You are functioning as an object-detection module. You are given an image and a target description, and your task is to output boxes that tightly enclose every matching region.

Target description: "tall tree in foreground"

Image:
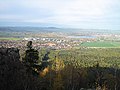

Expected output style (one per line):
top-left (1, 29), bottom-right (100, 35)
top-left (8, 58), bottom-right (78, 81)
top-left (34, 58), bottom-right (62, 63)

top-left (23, 41), bottom-right (39, 75)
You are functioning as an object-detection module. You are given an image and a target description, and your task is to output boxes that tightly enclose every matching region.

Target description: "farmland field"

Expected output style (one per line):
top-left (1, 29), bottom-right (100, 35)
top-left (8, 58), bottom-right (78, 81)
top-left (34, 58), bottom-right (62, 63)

top-left (0, 37), bottom-right (21, 40)
top-left (80, 41), bottom-right (120, 48)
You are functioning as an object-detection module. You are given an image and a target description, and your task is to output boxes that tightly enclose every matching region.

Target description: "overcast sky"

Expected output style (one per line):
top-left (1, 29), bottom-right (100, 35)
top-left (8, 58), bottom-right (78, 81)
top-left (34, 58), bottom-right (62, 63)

top-left (0, 0), bottom-right (120, 30)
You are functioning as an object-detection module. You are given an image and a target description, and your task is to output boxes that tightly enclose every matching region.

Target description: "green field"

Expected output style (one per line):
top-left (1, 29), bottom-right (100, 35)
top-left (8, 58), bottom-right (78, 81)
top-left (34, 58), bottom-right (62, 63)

top-left (81, 41), bottom-right (120, 48)
top-left (0, 37), bottom-right (21, 40)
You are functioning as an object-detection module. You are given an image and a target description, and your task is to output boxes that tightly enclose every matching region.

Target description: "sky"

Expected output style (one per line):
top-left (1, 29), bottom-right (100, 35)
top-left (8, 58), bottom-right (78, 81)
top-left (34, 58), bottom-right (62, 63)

top-left (0, 0), bottom-right (120, 30)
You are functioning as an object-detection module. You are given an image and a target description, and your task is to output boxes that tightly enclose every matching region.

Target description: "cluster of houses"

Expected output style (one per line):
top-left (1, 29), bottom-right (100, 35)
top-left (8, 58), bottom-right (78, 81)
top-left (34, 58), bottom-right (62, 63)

top-left (0, 36), bottom-right (97, 50)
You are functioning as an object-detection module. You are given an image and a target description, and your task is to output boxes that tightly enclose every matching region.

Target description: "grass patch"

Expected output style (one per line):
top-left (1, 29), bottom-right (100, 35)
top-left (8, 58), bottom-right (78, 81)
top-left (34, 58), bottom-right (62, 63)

top-left (80, 41), bottom-right (120, 48)
top-left (0, 37), bottom-right (21, 40)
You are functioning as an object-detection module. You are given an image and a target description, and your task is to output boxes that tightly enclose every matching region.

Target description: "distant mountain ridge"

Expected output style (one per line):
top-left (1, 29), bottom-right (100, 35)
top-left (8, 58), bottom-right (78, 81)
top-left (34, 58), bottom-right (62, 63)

top-left (0, 27), bottom-right (120, 34)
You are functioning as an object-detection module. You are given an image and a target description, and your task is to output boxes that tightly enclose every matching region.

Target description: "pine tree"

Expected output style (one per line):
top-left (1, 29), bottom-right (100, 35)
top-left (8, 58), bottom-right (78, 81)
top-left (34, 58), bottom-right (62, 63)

top-left (23, 41), bottom-right (39, 75)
